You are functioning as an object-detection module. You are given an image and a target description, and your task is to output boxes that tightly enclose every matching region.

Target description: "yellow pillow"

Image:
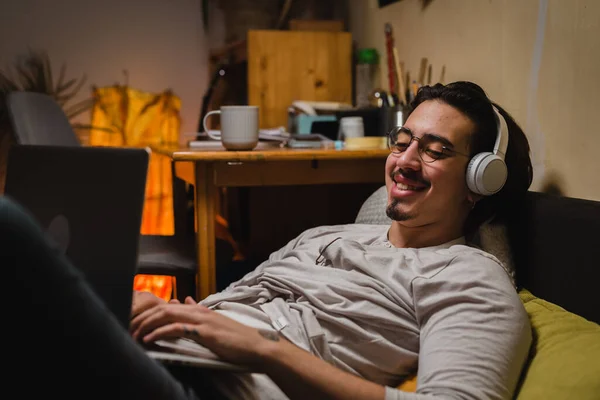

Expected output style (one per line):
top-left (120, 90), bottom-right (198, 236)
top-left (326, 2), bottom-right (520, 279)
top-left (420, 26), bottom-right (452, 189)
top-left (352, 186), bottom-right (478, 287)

top-left (515, 289), bottom-right (600, 400)
top-left (397, 290), bottom-right (600, 398)
top-left (397, 375), bottom-right (417, 392)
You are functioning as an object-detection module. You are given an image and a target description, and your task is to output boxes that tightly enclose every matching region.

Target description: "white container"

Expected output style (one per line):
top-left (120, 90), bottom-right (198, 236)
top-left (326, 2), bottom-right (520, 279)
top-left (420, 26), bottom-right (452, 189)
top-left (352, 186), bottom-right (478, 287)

top-left (338, 116), bottom-right (365, 140)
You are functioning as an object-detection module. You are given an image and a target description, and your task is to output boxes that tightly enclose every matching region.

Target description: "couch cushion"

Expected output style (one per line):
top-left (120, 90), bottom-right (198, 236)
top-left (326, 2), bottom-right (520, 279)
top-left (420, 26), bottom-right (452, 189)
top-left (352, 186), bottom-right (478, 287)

top-left (355, 186), bottom-right (390, 225)
top-left (515, 289), bottom-right (600, 400)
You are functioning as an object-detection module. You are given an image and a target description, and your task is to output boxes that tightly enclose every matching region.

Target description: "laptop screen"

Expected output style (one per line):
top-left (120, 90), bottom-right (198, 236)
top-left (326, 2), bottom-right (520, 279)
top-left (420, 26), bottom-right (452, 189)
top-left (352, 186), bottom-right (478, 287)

top-left (4, 144), bottom-right (149, 328)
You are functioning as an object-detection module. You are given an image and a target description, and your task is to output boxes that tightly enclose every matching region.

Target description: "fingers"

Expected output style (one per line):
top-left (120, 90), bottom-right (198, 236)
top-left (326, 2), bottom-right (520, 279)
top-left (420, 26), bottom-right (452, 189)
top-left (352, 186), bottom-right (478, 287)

top-left (184, 296), bottom-right (196, 305)
top-left (169, 298), bottom-right (181, 304)
top-left (142, 322), bottom-right (207, 343)
top-left (130, 290), bottom-right (165, 318)
top-left (131, 304), bottom-right (180, 339)
top-left (131, 303), bottom-right (211, 341)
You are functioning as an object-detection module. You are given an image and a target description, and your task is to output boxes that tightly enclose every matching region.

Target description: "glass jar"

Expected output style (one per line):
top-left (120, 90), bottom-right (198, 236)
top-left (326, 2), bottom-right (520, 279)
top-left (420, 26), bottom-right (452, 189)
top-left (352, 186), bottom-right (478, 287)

top-left (355, 48), bottom-right (379, 108)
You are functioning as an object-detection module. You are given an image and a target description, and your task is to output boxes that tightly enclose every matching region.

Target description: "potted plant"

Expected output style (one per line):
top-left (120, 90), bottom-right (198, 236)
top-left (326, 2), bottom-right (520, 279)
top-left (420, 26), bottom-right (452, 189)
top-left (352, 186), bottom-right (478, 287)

top-left (0, 49), bottom-right (93, 131)
top-left (0, 49), bottom-right (94, 192)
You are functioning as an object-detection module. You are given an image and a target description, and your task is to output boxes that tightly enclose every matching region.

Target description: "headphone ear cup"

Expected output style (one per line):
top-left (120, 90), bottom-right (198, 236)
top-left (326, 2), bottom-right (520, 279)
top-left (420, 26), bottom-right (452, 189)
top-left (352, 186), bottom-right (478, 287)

top-left (466, 152), bottom-right (488, 194)
top-left (466, 152), bottom-right (508, 196)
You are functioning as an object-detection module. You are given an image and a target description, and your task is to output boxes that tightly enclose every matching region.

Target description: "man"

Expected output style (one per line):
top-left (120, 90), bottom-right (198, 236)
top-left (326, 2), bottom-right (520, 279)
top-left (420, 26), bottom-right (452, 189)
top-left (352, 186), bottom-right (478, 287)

top-left (131, 81), bottom-right (534, 399)
top-left (5, 81), bottom-right (533, 399)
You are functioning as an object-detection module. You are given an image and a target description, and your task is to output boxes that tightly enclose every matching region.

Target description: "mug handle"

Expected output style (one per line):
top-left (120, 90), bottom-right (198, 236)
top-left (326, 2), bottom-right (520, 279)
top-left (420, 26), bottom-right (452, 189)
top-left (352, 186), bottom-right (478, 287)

top-left (202, 110), bottom-right (221, 140)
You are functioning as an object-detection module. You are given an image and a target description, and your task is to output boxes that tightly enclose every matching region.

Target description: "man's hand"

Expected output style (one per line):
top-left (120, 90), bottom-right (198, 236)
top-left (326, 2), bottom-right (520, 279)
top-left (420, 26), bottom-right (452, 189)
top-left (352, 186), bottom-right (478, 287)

top-left (132, 297), bottom-right (386, 400)
top-left (130, 296), bottom-right (281, 368)
top-left (130, 290), bottom-right (166, 319)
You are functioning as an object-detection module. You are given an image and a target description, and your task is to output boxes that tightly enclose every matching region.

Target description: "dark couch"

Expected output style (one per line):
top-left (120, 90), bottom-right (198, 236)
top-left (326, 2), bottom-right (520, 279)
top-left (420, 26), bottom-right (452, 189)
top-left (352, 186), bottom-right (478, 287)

top-left (506, 191), bottom-right (600, 324)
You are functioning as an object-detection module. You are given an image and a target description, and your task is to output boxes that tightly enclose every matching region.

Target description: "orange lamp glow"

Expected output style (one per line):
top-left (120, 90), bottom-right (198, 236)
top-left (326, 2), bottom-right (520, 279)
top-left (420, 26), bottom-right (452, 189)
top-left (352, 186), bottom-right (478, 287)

top-left (133, 274), bottom-right (174, 302)
top-left (89, 86), bottom-right (182, 301)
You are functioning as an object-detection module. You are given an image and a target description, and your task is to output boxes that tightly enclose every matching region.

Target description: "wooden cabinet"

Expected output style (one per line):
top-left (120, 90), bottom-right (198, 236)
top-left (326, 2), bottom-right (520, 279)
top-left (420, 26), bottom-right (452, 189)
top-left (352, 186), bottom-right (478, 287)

top-left (247, 30), bottom-right (352, 128)
top-left (208, 30), bottom-right (353, 129)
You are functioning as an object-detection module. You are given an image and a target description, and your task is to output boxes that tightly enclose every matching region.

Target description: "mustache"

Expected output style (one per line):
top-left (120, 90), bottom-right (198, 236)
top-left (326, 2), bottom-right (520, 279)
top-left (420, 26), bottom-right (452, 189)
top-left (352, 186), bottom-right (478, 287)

top-left (391, 169), bottom-right (430, 186)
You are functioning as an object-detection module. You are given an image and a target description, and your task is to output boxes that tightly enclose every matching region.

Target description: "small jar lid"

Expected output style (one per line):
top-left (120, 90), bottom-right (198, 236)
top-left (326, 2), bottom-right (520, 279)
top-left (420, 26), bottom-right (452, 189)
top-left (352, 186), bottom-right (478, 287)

top-left (357, 48), bottom-right (379, 65)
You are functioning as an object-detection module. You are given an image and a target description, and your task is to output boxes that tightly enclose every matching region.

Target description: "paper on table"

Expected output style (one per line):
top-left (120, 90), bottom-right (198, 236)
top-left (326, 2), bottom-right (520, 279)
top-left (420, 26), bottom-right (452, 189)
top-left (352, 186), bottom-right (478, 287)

top-left (188, 127), bottom-right (289, 149)
top-left (188, 141), bottom-right (283, 149)
top-left (187, 127), bottom-right (290, 142)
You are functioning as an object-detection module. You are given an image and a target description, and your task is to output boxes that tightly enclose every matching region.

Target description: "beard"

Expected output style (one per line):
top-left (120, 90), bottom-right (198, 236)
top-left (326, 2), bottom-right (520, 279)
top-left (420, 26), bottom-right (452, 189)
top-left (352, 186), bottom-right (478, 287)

top-left (386, 198), bottom-right (414, 221)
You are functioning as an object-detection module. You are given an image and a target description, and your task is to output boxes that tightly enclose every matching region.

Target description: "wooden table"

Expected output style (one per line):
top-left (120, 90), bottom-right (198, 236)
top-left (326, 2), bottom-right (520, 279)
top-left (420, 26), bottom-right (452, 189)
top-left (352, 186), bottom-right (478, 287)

top-left (151, 144), bottom-right (389, 300)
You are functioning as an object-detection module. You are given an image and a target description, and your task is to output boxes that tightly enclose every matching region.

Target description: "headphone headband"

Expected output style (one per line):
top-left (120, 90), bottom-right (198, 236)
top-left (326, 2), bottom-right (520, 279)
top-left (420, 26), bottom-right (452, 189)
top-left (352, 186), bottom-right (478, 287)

top-left (465, 104), bottom-right (509, 196)
top-left (491, 105), bottom-right (508, 159)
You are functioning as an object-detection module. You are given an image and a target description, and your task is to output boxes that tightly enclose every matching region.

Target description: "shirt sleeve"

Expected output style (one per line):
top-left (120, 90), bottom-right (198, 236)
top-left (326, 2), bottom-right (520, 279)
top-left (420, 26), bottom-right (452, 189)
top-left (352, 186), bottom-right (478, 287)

top-left (385, 253), bottom-right (532, 400)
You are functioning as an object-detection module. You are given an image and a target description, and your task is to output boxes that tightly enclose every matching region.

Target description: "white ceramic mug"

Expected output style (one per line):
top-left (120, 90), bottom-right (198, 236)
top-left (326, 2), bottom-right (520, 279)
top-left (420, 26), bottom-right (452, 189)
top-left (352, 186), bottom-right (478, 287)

top-left (338, 116), bottom-right (365, 140)
top-left (202, 105), bottom-right (259, 150)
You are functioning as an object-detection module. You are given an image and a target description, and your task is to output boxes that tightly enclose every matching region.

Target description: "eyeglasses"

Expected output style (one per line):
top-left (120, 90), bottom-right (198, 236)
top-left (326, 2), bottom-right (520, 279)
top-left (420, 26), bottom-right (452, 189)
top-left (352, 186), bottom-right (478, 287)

top-left (387, 127), bottom-right (470, 163)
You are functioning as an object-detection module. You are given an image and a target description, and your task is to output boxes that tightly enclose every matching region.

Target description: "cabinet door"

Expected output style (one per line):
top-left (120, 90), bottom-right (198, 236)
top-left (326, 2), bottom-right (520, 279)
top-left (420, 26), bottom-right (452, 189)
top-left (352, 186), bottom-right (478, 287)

top-left (248, 30), bottom-right (352, 129)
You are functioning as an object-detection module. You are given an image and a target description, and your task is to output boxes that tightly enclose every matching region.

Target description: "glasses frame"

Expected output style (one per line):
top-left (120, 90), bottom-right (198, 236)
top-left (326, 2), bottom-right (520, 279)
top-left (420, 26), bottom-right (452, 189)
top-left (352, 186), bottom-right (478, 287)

top-left (387, 127), bottom-right (470, 163)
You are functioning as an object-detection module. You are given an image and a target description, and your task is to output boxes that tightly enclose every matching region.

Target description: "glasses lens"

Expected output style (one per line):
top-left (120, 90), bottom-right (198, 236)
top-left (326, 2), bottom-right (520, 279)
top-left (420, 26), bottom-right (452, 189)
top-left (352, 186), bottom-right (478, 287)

top-left (388, 130), bottom-right (448, 163)
top-left (389, 129), bottom-right (412, 153)
top-left (418, 136), bottom-right (445, 163)
top-left (387, 129), bottom-right (397, 151)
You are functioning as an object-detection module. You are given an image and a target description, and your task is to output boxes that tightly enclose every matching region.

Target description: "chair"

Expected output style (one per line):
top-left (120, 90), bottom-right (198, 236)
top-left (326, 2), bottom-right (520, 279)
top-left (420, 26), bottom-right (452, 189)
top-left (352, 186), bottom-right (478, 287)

top-left (5, 91), bottom-right (198, 300)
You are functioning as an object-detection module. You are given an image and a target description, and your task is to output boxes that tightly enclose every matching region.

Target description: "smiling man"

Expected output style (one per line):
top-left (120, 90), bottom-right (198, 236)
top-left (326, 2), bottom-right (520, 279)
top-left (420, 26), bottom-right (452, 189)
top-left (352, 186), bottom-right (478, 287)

top-left (385, 100), bottom-right (478, 248)
top-left (130, 82), bottom-right (535, 399)
top-left (6, 81), bottom-right (534, 400)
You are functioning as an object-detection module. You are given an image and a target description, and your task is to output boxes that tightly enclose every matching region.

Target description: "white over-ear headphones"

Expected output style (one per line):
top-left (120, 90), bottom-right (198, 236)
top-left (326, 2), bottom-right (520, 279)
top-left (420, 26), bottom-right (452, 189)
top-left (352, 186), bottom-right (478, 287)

top-left (466, 105), bottom-right (509, 196)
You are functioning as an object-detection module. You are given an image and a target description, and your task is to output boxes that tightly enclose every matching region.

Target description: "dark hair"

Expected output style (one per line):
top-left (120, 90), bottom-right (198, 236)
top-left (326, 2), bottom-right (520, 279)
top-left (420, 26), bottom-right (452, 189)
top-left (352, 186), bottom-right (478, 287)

top-left (410, 81), bottom-right (533, 236)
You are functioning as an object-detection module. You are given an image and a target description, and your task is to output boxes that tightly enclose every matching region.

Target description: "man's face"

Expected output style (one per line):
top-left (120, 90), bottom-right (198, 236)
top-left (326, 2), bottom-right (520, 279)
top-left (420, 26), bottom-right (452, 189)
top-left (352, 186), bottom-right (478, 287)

top-left (384, 100), bottom-right (475, 229)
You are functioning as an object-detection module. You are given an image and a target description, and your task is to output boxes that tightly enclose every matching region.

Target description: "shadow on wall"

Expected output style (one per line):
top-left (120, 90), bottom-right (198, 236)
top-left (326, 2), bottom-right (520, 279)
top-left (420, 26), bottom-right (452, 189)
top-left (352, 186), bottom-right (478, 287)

top-left (539, 171), bottom-right (565, 197)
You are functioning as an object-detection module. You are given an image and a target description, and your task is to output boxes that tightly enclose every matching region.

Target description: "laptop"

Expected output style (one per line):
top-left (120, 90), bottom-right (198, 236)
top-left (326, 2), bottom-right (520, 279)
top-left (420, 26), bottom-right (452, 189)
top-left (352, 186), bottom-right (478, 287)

top-left (4, 144), bottom-right (245, 371)
top-left (4, 144), bottom-right (149, 328)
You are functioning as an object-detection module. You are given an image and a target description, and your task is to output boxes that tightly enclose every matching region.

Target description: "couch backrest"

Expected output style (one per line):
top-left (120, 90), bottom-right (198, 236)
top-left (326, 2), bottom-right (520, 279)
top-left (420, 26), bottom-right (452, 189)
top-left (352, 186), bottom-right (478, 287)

top-left (356, 187), bottom-right (600, 324)
top-left (507, 191), bottom-right (600, 324)
top-left (355, 186), bottom-right (390, 225)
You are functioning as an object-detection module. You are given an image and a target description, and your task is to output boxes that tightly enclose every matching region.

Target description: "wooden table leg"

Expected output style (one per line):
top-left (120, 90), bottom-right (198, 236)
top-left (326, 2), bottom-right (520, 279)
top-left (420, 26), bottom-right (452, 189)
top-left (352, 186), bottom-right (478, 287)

top-left (194, 162), bottom-right (217, 300)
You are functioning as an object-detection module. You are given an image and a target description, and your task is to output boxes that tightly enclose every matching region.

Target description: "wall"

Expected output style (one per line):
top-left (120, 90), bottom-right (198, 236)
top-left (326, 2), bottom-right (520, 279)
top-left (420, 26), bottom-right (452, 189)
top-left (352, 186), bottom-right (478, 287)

top-left (0, 0), bottom-right (216, 138)
top-left (348, 0), bottom-right (600, 201)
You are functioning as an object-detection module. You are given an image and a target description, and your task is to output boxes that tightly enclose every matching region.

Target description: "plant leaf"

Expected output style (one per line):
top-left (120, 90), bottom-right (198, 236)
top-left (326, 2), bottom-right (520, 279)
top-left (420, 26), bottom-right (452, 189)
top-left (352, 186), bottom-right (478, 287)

top-left (64, 98), bottom-right (94, 119)
top-left (72, 123), bottom-right (115, 133)
top-left (54, 63), bottom-right (67, 94)
top-left (14, 63), bottom-right (37, 91)
top-left (55, 78), bottom-right (78, 96)
top-left (58, 75), bottom-right (88, 105)
top-left (0, 49), bottom-right (120, 139)
top-left (40, 50), bottom-right (54, 95)
top-left (0, 72), bottom-right (20, 92)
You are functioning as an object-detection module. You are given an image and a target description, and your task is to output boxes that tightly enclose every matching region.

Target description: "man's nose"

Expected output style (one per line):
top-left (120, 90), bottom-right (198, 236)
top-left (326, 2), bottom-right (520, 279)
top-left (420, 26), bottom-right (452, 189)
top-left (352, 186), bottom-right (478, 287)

top-left (396, 140), bottom-right (422, 170)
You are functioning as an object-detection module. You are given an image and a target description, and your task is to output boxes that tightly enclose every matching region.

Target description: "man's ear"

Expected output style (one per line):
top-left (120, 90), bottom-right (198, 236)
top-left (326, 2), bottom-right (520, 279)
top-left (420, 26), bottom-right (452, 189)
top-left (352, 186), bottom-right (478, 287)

top-left (467, 192), bottom-right (483, 208)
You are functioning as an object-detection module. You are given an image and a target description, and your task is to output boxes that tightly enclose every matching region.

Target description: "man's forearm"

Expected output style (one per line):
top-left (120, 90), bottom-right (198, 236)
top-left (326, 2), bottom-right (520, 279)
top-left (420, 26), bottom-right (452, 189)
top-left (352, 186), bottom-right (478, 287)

top-left (258, 337), bottom-right (386, 400)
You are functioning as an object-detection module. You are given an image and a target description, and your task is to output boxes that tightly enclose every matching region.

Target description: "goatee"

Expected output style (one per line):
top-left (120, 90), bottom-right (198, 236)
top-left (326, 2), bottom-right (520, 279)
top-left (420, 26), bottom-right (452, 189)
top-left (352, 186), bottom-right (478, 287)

top-left (386, 199), bottom-right (413, 221)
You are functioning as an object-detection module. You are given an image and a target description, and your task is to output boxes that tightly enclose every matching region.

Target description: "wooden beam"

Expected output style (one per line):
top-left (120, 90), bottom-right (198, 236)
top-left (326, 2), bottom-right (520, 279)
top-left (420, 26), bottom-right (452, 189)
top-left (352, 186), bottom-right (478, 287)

top-left (194, 162), bottom-right (217, 299)
top-left (174, 161), bottom-right (195, 185)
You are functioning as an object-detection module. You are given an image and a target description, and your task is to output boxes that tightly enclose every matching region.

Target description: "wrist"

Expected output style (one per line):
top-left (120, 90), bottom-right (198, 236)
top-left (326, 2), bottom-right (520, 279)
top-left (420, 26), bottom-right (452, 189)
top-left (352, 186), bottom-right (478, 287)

top-left (254, 330), bottom-right (290, 371)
